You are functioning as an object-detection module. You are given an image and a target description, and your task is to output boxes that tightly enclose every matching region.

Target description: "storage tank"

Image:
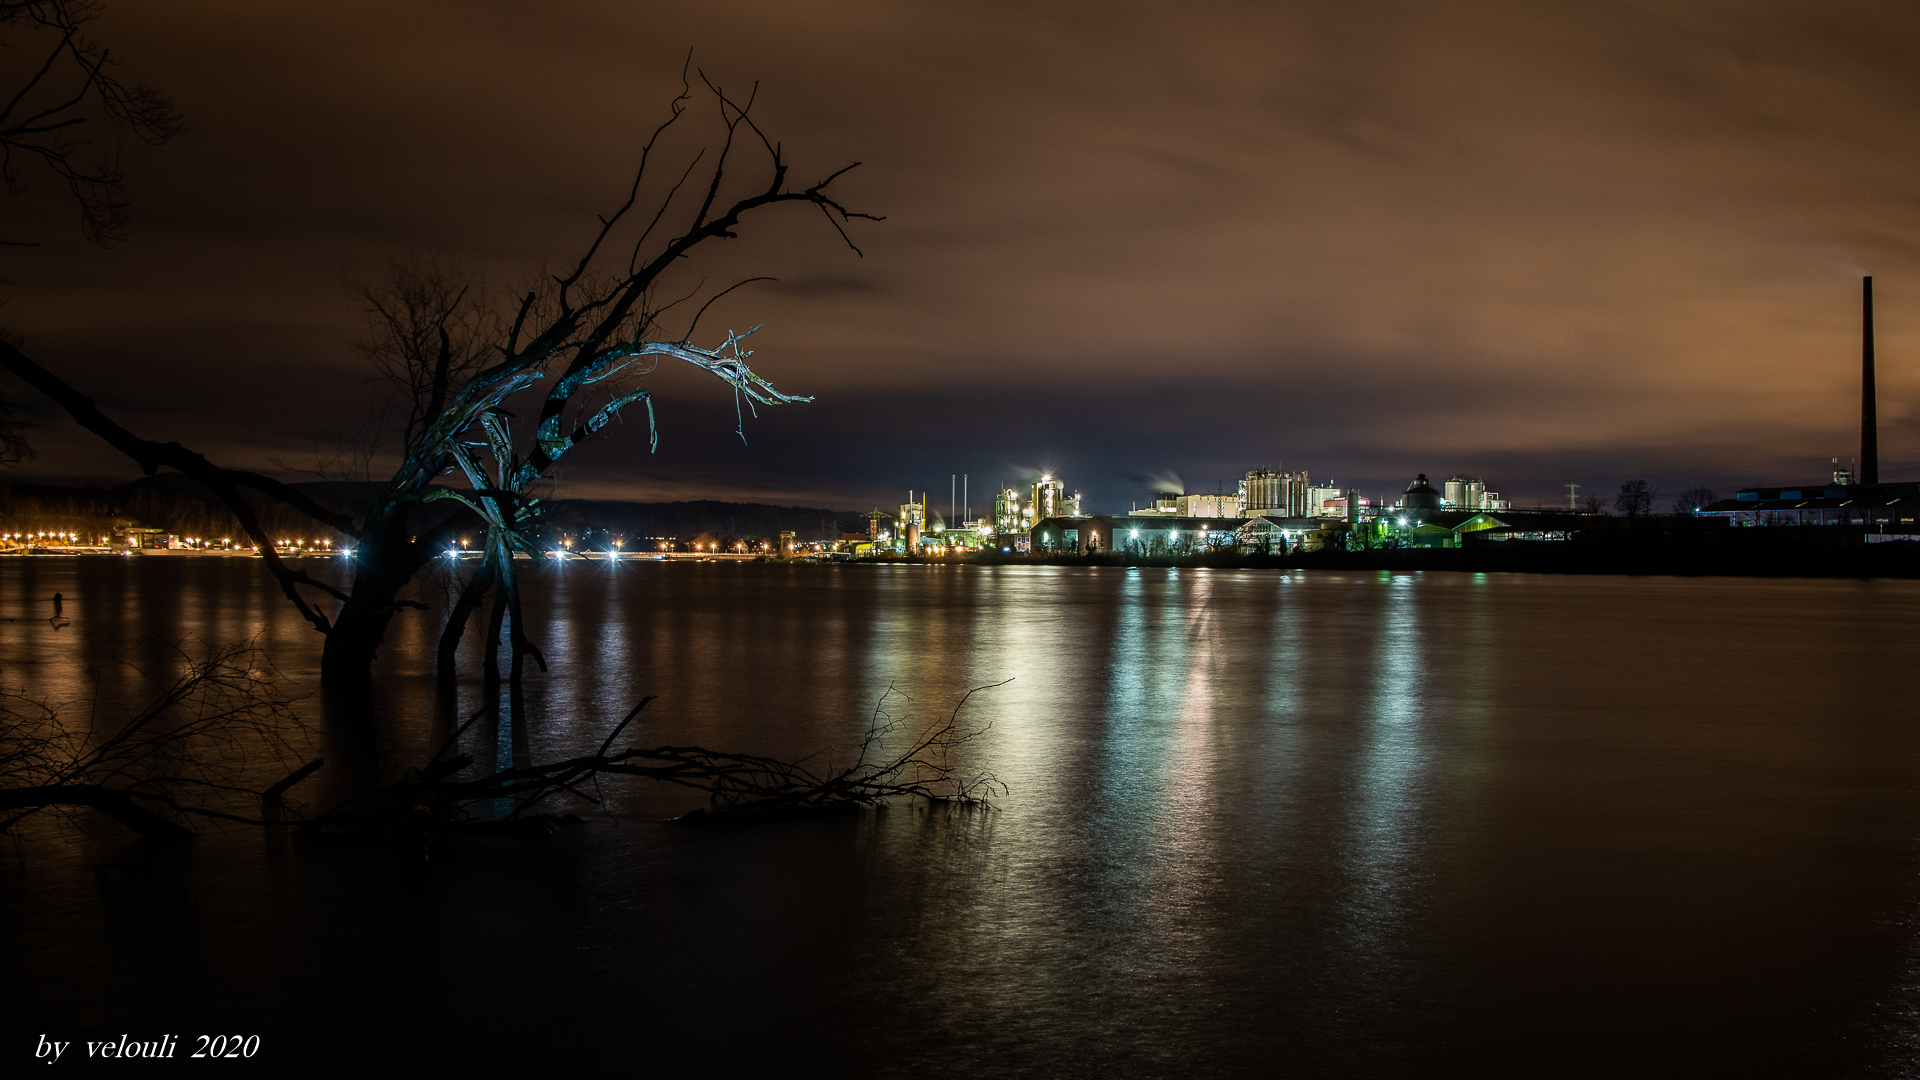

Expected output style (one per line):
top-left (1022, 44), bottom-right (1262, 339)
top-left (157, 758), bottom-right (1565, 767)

top-left (1402, 474), bottom-right (1441, 516)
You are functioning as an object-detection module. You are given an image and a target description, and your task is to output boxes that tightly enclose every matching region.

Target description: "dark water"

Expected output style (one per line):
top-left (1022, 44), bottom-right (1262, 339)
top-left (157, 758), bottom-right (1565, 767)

top-left (5, 558), bottom-right (1920, 1076)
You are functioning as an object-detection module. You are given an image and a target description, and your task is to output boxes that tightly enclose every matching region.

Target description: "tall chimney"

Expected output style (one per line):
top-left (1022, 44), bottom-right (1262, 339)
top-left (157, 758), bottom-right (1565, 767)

top-left (1863, 275), bottom-right (1878, 485)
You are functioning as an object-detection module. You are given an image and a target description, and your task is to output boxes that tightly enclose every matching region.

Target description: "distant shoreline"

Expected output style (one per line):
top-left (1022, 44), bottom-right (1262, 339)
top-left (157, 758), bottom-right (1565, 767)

top-left (10, 545), bottom-right (1918, 579)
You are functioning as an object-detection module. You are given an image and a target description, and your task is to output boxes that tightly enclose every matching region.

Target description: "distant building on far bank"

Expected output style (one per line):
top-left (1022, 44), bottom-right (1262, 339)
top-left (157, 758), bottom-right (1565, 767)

top-left (1399, 474), bottom-right (1442, 520)
top-left (1442, 475), bottom-right (1508, 511)
top-left (1032, 514), bottom-right (1247, 555)
top-left (1688, 277), bottom-right (1918, 540)
top-left (1241, 469), bottom-right (1310, 518)
top-left (1175, 492), bottom-right (1237, 518)
top-left (1693, 481), bottom-right (1920, 534)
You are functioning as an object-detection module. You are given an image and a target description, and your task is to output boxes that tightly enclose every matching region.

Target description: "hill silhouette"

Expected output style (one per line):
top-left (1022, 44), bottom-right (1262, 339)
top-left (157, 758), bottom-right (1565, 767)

top-left (0, 475), bottom-right (864, 545)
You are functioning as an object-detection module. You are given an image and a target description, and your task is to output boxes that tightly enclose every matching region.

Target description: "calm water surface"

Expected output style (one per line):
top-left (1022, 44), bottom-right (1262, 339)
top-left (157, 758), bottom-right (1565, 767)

top-left (4, 558), bottom-right (1920, 1076)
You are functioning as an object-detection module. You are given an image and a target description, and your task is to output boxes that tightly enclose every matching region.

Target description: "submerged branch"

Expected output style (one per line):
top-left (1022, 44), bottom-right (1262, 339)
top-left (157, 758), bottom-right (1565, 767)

top-left (301, 681), bottom-right (1009, 838)
top-left (0, 640), bottom-right (312, 838)
top-left (1, 649), bottom-right (1007, 843)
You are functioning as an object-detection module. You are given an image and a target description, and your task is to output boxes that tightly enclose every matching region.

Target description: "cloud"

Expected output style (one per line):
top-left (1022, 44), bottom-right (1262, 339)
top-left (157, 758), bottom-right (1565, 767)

top-left (6, 0), bottom-right (1919, 505)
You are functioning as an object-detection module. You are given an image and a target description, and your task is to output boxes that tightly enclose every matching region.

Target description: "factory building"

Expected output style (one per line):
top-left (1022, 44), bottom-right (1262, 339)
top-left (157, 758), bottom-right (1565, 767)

top-left (987, 476), bottom-right (1081, 551)
top-left (1031, 514), bottom-right (1247, 555)
top-left (1127, 491), bottom-right (1238, 517)
top-left (1236, 515), bottom-right (1314, 552)
top-left (1025, 475), bottom-right (1081, 521)
top-left (1441, 475), bottom-right (1508, 511)
top-left (994, 486), bottom-right (1026, 535)
top-left (1692, 278), bottom-right (1915, 539)
top-left (1308, 485), bottom-right (1351, 517)
top-left (1241, 469), bottom-right (1311, 518)
top-left (1693, 483), bottom-right (1920, 532)
top-left (1397, 474), bottom-right (1442, 522)
top-left (1129, 495), bottom-right (1181, 515)
top-left (898, 493), bottom-right (927, 554)
top-left (1176, 492), bottom-right (1238, 518)
top-left (1235, 469), bottom-right (1357, 519)
top-left (1031, 475), bottom-right (1064, 520)
top-left (887, 462), bottom-right (1537, 557)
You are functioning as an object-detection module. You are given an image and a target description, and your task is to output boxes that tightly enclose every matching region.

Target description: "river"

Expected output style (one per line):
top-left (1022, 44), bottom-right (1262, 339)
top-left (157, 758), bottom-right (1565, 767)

top-left (4, 558), bottom-right (1919, 1076)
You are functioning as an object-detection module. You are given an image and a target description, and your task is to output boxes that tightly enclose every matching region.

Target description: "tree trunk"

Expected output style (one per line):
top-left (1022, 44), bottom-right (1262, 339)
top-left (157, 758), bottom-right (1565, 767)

top-left (318, 509), bottom-right (427, 699)
top-left (437, 562), bottom-right (495, 688)
top-left (483, 587), bottom-right (506, 690)
top-left (320, 603), bottom-right (389, 701)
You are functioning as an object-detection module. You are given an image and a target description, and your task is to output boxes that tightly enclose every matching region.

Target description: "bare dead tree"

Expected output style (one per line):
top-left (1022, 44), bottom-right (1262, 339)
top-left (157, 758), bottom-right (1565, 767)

top-left (342, 257), bottom-right (518, 693)
top-left (0, 64), bottom-right (879, 698)
top-left (0, 640), bottom-right (318, 838)
top-left (350, 251), bottom-right (499, 461)
top-left (0, 0), bottom-right (183, 246)
top-left (1672, 485), bottom-right (1716, 515)
top-left (1615, 479), bottom-right (1654, 520)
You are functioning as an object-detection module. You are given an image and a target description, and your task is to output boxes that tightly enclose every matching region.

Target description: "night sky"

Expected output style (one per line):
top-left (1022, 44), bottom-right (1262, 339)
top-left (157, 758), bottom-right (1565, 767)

top-left (7, 1), bottom-right (1920, 514)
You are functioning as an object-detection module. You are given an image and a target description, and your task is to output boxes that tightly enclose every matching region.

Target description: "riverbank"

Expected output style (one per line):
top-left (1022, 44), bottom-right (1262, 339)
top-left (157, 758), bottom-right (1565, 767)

top-left (12, 538), bottom-right (1919, 578)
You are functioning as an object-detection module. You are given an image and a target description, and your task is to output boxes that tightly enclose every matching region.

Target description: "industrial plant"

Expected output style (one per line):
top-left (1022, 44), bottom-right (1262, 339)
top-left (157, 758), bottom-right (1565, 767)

top-left (842, 276), bottom-right (1912, 562)
top-left (844, 466), bottom-right (1530, 558)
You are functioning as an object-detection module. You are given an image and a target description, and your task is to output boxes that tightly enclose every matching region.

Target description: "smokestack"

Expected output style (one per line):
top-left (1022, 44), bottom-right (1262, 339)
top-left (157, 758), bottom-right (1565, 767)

top-left (1863, 275), bottom-right (1879, 485)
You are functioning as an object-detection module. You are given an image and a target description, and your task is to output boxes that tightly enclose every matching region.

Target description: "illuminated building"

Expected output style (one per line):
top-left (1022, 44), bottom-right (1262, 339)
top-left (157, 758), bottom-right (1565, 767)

top-left (898, 492), bottom-right (926, 554)
top-left (994, 487), bottom-right (1025, 533)
top-left (1694, 483), bottom-right (1920, 531)
top-left (1128, 495), bottom-right (1181, 515)
top-left (1442, 475), bottom-right (1508, 510)
top-left (1031, 475), bottom-right (1064, 521)
top-left (1032, 514), bottom-right (1246, 555)
top-left (898, 493), bottom-right (926, 529)
top-left (1241, 469), bottom-right (1310, 518)
top-left (1175, 492), bottom-right (1238, 518)
top-left (1316, 492), bottom-right (1368, 520)
top-left (1308, 484), bottom-right (1347, 518)
top-left (1236, 514), bottom-right (1313, 552)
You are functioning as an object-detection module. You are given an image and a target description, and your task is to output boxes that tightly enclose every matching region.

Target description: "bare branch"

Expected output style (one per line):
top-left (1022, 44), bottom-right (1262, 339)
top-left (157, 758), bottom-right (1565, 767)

top-left (0, 640), bottom-right (310, 837)
top-left (682, 276), bottom-right (773, 343)
top-left (350, 251), bottom-right (497, 456)
top-left (558, 56), bottom-right (694, 296)
top-left (0, 2), bottom-right (182, 244)
top-left (299, 681), bottom-right (1009, 837)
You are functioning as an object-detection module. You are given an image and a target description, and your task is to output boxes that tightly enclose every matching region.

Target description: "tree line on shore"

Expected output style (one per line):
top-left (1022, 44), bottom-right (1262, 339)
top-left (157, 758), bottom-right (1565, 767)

top-left (0, 474), bottom-right (866, 548)
top-left (0, 475), bottom-right (348, 543)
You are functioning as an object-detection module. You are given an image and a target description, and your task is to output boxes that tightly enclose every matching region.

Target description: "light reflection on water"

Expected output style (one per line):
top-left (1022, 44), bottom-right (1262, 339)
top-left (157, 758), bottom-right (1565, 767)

top-left (5, 559), bottom-right (1920, 1075)
top-left (1343, 574), bottom-right (1431, 1007)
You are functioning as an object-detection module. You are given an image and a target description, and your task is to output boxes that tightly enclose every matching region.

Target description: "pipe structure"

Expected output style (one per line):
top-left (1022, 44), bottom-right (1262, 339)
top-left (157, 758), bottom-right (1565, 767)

top-left (1863, 275), bottom-right (1879, 485)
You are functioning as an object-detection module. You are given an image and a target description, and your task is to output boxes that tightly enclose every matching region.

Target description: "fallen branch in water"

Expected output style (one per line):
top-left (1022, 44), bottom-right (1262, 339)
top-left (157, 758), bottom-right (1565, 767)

top-left (3, 655), bottom-right (1008, 840)
top-left (0, 641), bottom-right (313, 839)
top-left (301, 680), bottom-right (1010, 837)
